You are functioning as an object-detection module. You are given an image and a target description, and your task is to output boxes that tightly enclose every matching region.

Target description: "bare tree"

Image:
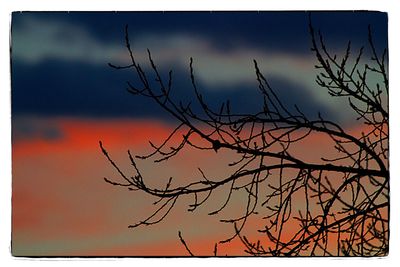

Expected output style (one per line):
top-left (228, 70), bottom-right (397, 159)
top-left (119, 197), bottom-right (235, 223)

top-left (100, 15), bottom-right (388, 256)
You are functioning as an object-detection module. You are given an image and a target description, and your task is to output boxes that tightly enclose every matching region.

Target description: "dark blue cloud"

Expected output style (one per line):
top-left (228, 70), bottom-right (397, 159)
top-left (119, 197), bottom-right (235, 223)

top-left (310, 12), bottom-right (387, 53)
top-left (12, 59), bottom-right (334, 121)
top-left (12, 60), bottom-right (165, 118)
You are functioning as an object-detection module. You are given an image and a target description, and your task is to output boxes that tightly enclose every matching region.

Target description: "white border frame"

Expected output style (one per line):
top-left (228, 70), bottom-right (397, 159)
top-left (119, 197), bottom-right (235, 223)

top-left (1, 1), bottom-right (399, 267)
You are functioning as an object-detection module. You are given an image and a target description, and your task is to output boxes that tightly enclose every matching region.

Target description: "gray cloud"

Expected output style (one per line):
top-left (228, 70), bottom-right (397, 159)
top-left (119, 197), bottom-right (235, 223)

top-left (12, 117), bottom-right (63, 142)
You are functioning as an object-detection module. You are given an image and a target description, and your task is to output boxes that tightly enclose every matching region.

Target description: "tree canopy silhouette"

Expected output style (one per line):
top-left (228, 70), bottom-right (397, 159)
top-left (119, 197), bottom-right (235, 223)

top-left (100, 15), bottom-right (388, 256)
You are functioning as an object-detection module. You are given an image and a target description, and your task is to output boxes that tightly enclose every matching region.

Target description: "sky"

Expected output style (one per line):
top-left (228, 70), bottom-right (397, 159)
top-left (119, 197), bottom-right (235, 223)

top-left (11, 11), bottom-right (388, 121)
top-left (10, 11), bottom-right (388, 256)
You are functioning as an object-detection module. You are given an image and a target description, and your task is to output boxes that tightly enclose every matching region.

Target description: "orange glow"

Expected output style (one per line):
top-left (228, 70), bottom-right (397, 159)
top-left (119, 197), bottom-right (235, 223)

top-left (12, 117), bottom-right (383, 256)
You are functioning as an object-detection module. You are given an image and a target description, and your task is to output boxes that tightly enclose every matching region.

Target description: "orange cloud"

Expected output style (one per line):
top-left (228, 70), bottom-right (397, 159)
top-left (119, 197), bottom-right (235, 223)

top-left (13, 118), bottom-right (176, 156)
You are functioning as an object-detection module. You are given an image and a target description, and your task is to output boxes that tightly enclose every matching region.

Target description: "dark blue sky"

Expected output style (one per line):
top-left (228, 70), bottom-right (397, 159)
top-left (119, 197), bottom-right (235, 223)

top-left (11, 11), bottom-right (388, 122)
top-left (11, 11), bottom-right (388, 52)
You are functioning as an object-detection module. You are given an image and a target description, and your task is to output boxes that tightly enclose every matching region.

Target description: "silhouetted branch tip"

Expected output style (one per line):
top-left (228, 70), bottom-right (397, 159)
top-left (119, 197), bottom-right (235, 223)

top-left (178, 231), bottom-right (194, 256)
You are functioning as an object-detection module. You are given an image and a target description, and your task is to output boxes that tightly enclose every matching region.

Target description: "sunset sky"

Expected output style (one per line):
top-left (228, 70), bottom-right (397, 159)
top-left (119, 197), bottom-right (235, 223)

top-left (11, 11), bottom-right (388, 256)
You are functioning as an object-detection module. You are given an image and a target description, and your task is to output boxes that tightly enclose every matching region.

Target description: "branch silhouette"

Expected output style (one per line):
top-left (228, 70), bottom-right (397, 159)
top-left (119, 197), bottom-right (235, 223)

top-left (101, 15), bottom-right (388, 256)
